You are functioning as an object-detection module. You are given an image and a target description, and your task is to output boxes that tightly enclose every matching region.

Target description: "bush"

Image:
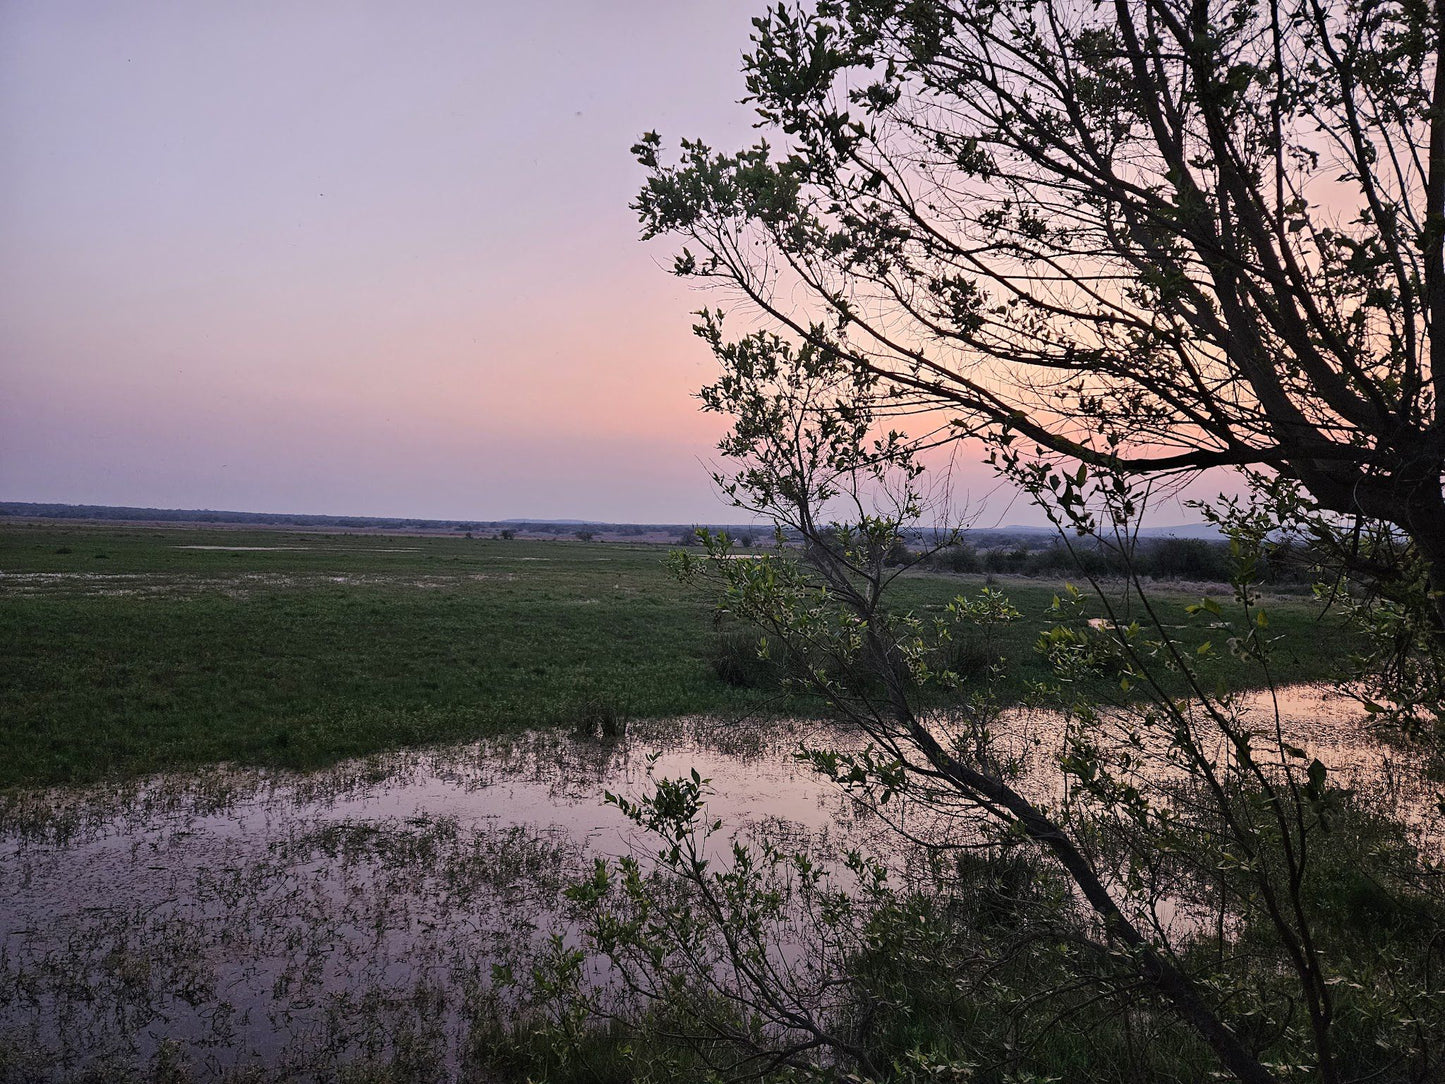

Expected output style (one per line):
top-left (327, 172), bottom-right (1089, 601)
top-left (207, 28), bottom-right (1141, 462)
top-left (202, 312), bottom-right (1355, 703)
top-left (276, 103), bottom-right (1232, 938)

top-left (932, 633), bottom-right (998, 681)
top-left (709, 628), bottom-right (777, 688)
top-left (570, 697), bottom-right (626, 741)
top-left (1145, 537), bottom-right (1233, 581)
top-left (939, 543), bottom-right (980, 573)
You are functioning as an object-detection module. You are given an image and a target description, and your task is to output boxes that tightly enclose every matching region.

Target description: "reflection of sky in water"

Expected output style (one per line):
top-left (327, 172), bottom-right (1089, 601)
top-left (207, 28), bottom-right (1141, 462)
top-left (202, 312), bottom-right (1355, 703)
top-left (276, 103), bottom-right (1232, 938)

top-left (0, 718), bottom-right (863, 1078)
top-left (0, 694), bottom-right (1437, 1079)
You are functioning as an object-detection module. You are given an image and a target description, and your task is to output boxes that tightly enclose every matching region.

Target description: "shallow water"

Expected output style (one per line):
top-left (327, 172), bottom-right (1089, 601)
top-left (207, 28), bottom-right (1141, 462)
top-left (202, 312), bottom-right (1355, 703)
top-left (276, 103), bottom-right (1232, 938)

top-left (0, 718), bottom-right (869, 1080)
top-left (0, 692), bottom-right (1435, 1081)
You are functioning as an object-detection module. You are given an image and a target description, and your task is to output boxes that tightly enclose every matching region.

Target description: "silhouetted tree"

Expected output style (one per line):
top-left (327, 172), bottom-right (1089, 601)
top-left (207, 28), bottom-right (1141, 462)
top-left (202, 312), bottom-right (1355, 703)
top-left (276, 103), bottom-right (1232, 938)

top-left (634, 0), bottom-right (1445, 646)
top-left (626, 2), bottom-right (1445, 1078)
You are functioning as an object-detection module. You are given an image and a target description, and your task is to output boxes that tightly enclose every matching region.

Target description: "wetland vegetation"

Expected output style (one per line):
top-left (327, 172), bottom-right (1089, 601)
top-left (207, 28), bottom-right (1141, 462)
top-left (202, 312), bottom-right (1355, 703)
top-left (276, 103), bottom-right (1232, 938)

top-left (1, 519), bottom-right (1432, 1083)
top-left (0, 523), bottom-right (1357, 790)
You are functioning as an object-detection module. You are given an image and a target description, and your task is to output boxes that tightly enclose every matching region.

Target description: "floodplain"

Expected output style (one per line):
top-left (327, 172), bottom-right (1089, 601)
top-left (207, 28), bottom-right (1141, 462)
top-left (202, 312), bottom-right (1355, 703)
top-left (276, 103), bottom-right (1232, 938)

top-left (0, 522), bottom-right (1402, 1081)
top-left (1, 522), bottom-right (1356, 789)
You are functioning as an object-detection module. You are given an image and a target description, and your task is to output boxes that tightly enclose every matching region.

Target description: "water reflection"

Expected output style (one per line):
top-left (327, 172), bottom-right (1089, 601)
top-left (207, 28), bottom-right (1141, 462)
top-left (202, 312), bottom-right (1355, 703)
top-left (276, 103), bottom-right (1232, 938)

top-left (0, 693), bottom-right (1436, 1080)
top-left (0, 718), bottom-right (861, 1079)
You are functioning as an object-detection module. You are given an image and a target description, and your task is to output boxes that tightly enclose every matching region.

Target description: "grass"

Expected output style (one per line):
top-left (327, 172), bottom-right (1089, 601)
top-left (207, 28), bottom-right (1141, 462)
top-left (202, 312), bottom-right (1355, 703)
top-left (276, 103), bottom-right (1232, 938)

top-left (0, 523), bottom-right (1359, 789)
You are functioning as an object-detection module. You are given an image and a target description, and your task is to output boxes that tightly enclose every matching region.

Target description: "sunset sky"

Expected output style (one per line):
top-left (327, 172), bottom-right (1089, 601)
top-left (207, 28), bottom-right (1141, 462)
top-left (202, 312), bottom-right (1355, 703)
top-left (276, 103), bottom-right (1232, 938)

top-left (1, 1), bottom-right (1072, 524)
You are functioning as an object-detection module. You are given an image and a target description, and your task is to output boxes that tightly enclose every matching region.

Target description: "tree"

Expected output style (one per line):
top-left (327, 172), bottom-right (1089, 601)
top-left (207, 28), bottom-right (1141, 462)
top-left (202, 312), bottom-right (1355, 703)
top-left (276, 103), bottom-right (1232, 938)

top-left (632, 0), bottom-right (1445, 715)
top-left (549, 334), bottom-right (1445, 1083)
top-left (557, 2), bottom-right (1445, 1080)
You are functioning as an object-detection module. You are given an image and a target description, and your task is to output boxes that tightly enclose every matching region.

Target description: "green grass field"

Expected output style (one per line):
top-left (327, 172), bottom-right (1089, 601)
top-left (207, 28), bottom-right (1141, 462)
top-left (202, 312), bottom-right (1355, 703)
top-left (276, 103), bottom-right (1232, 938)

top-left (0, 522), bottom-right (1358, 789)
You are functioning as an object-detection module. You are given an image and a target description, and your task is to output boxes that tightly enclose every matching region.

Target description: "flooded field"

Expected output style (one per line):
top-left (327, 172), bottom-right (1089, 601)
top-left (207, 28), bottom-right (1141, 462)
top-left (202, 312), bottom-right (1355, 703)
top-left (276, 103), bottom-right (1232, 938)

top-left (0, 717), bottom-right (869, 1080)
top-left (1, 690), bottom-right (1437, 1081)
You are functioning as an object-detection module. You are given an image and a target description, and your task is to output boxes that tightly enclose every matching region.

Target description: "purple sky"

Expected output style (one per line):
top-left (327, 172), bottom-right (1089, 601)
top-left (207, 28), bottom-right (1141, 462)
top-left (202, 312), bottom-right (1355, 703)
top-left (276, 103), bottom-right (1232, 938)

top-left (0, 1), bottom-right (1186, 526)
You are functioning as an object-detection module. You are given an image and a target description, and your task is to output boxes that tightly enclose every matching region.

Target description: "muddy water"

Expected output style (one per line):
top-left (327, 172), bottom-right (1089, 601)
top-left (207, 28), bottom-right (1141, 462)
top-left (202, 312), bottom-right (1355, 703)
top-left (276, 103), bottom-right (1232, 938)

top-left (0, 692), bottom-right (1435, 1080)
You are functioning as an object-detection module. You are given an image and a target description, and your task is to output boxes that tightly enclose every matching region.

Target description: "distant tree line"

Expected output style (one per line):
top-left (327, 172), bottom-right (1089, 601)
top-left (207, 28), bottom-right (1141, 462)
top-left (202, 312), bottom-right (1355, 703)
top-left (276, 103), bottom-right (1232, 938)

top-left (911, 535), bottom-right (1321, 586)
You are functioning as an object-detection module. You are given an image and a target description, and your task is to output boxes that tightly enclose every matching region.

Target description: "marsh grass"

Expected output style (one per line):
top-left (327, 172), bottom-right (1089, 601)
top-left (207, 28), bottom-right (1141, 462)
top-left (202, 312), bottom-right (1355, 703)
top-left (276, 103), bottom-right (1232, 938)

top-left (475, 765), bottom-right (1443, 1084)
top-left (1, 691), bottom-right (1436, 1081)
top-left (1, 523), bottom-right (1358, 788)
top-left (0, 802), bottom-right (589, 1081)
top-left (708, 626), bottom-right (778, 689)
top-left (568, 696), bottom-right (627, 741)
top-left (0, 526), bottom-right (762, 787)
top-left (0, 719), bottom-right (867, 1082)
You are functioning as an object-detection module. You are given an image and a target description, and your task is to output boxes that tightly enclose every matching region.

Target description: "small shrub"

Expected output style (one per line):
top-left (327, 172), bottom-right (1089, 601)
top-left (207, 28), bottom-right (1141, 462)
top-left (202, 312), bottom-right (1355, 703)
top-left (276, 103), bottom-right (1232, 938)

top-left (940, 543), bottom-right (979, 573)
top-left (571, 697), bottom-right (626, 741)
top-left (709, 629), bottom-right (776, 688)
top-left (934, 634), bottom-right (997, 681)
top-left (884, 539), bottom-right (913, 566)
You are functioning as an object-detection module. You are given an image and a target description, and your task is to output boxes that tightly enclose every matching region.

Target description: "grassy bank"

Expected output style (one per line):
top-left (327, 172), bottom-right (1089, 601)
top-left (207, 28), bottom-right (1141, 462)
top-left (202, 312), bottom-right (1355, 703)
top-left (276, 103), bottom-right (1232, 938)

top-left (0, 523), bottom-right (1357, 789)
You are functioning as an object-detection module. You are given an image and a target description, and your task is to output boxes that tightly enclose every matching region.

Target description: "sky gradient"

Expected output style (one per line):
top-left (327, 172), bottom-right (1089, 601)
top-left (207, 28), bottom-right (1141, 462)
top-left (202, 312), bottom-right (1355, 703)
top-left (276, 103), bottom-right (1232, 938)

top-left (1, 1), bottom-right (1107, 525)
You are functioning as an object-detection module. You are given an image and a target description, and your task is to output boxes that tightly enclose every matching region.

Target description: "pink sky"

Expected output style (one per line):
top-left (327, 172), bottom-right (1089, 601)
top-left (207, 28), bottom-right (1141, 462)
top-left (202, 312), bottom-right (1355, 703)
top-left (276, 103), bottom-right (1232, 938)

top-left (0, 2), bottom-right (1206, 526)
